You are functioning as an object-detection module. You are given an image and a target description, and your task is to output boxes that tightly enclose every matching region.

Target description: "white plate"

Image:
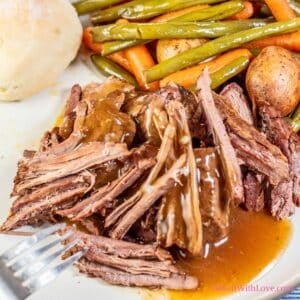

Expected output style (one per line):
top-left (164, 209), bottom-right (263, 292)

top-left (0, 58), bottom-right (299, 300)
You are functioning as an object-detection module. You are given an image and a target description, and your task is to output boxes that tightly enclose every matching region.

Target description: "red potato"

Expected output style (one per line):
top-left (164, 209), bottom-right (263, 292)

top-left (246, 46), bottom-right (300, 116)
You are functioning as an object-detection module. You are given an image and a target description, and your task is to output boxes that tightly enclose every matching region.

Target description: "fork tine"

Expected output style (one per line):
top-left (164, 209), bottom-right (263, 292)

top-left (0, 223), bottom-right (65, 263)
top-left (17, 238), bottom-right (80, 281)
top-left (9, 231), bottom-right (74, 272)
top-left (25, 249), bottom-right (86, 292)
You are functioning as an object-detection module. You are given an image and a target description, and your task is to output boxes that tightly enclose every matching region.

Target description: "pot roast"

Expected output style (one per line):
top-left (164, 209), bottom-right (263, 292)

top-left (1, 74), bottom-right (299, 290)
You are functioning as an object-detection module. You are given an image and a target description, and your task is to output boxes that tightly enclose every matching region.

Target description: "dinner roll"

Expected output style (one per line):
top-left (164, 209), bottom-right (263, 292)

top-left (0, 0), bottom-right (82, 101)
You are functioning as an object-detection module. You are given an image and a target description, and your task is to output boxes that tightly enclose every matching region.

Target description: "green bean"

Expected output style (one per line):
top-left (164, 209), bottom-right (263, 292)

top-left (290, 105), bottom-right (300, 132)
top-left (173, 0), bottom-right (243, 21)
top-left (101, 0), bottom-right (245, 55)
top-left (91, 55), bottom-right (138, 87)
top-left (289, 0), bottom-right (300, 15)
top-left (92, 20), bottom-right (268, 41)
top-left (73, 0), bottom-right (124, 15)
top-left (144, 18), bottom-right (300, 83)
top-left (102, 40), bottom-right (147, 56)
top-left (210, 56), bottom-right (250, 89)
top-left (91, 0), bottom-right (225, 24)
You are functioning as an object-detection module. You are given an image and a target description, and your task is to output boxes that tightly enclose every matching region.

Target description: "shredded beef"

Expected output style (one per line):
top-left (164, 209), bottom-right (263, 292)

top-left (196, 71), bottom-right (244, 205)
top-left (243, 172), bottom-right (265, 212)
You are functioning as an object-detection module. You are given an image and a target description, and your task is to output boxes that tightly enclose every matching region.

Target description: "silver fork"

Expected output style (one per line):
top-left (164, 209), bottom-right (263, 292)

top-left (0, 223), bottom-right (86, 300)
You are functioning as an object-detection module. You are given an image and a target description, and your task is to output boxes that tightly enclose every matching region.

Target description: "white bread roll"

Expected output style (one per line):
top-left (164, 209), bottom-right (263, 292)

top-left (0, 0), bottom-right (82, 101)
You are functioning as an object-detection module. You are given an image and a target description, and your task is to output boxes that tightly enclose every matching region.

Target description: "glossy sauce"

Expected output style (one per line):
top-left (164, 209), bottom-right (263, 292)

top-left (145, 208), bottom-right (292, 300)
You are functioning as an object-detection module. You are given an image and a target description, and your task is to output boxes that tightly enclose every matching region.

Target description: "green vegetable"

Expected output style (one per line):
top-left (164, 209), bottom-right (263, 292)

top-left (73, 0), bottom-right (124, 15)
top-left (289, 0), bottom-right (300, 15)
top-left (210, 56), bottom-right (250, 89)
top-left (144, 18), bottom-right (300, 83)
top-left (173, 0), bottom-right (243, 21)
top-left (290, 105), bottom-right (300, 132)
top-left (101, 0), bottom-right (245, 55)
top-left (91, 0), bottom-right (226, 24)
top-left (91, 55), bottom-right (138, 87)
top-left (102, 40), bottom-right (147, 56)
top-left (92, 20), bottom-right (267, 41)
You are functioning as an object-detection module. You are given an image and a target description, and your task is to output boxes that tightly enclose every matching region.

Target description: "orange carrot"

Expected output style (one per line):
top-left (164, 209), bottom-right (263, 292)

top-left (160, 49), bottom-right (253, 87)
top-left (125, 45), bottom-right (159, 91)
top-left (108, 52), bottom-right (132, 73)
top-left (119, 18), bottom-right (159, 91)
top-left (230, 1), bottom-right (254, 20)
top-left (244, 31), bottom-right (300, 52)
top-left (151, 4), bottom-right (208, 23)
top-left (264, 0), bottom-right (296, 21)
top-left (83, 27), bottom-right (102, 53)
top-left (83, 27), bottom-right (132, 73)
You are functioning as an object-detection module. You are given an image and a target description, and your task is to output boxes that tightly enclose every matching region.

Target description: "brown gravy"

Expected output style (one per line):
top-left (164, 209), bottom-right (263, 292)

top-left (144, 208), bottom-right (292, 300)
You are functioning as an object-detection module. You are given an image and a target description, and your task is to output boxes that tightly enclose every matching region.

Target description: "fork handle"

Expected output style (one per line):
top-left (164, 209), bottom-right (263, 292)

top-left (0, 260), bottom-right (31, 300)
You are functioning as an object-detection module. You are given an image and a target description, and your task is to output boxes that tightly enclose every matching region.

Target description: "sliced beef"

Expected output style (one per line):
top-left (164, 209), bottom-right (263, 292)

top-left (84, 247), bottom-right (178, 277)
top-left (59, 84), bottom-right (82, 140)
top-left (260, 106), bottom-right (299, 218)
top-left (268, 180), bottom-right (295, 219)
top-left (11, 174), bottom-right (93, 213)
top-left (67, 229), bottom-right (173, 261)
top-left (164, 101), bottom-right (202, 255)
top-left (1, 171), bottom-right (96, 231)
top-left (57, 156), bottom-right (155, 220)
top-left (212, 93), bottom-right (289, 186)
top-left (14, 142), bottom-right (129, 194)
top-left (81, 78), bottom-right (136, 109)
top-left (195, 148), bottom-right (230, 244)
top-left (261, 106), bottom-right (300, 206)
top-left (106, 121), bottom-right (179, 238)
top-left (124, 83), bottom-right (201, 145)
top-left (40, 127), bottom-right (61, 151)
top-left (157, 186), bottom-right (187, 249)
top-left (110, 154), bottom-right (186, 240)
top-left (243, 171), bottom-right (265, 212)
top-left (132, 206), bottom-right (158, 244)
top-left (220, 83), bottom-right (254, 125)
top-left (68, 227), bottom-right (196, 289)
top-left (158, 83), bottom-right (202, 138)
top-left (77, 259), bottom-right (198, 290)
top-left (196, 71), bottom-right (244, 205)
top-left (290, 137), bottom-right (300, 206)
top-left (78, 216), bottom-right (103, 236)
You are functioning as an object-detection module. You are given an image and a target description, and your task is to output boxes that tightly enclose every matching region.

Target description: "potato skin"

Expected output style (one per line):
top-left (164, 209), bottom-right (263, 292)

top-left (246, 46), bottom-right (300, 116)
top-left (156, 38), bottom-right (207, 63)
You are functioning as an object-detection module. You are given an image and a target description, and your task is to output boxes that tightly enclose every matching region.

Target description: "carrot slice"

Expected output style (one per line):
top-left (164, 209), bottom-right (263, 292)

top-left (244, 31), bottom-right (300, 52)
top-left (125, 44), bottom-right (159, 91)
top-left (264, 0), bottom-right (296, 21)
top-left (160, 49), bottom-right (253, 87)
top-left (230, 1), bottom-right (254, 20)
top-left (151, 4), bottom-right (208, 23)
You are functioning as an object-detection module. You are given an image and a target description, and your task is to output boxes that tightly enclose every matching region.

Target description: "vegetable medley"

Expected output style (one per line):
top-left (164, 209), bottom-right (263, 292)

top-left (73, 0), bottom-right (300, 130)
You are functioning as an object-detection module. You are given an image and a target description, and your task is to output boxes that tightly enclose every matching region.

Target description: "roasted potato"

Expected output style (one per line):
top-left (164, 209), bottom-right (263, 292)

top-left (156, 38), bottom-right (207, 63)
top-left (246, 46), bottom-right (300, 116)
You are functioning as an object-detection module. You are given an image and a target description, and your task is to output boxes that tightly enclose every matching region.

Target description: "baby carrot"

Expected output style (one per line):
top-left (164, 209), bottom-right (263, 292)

top-left (119, 18), bottom-right (158, 90)
top-left (83, 27), bottom-right (132, 73)
top-left (244, 31), bottom-right (300, 52)
top-left (125, 44), bottom-right (159, 91)
top-left (230, 1), bottom-right (254, 20)
top-left (264, 0), bottom-right (296, 21)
